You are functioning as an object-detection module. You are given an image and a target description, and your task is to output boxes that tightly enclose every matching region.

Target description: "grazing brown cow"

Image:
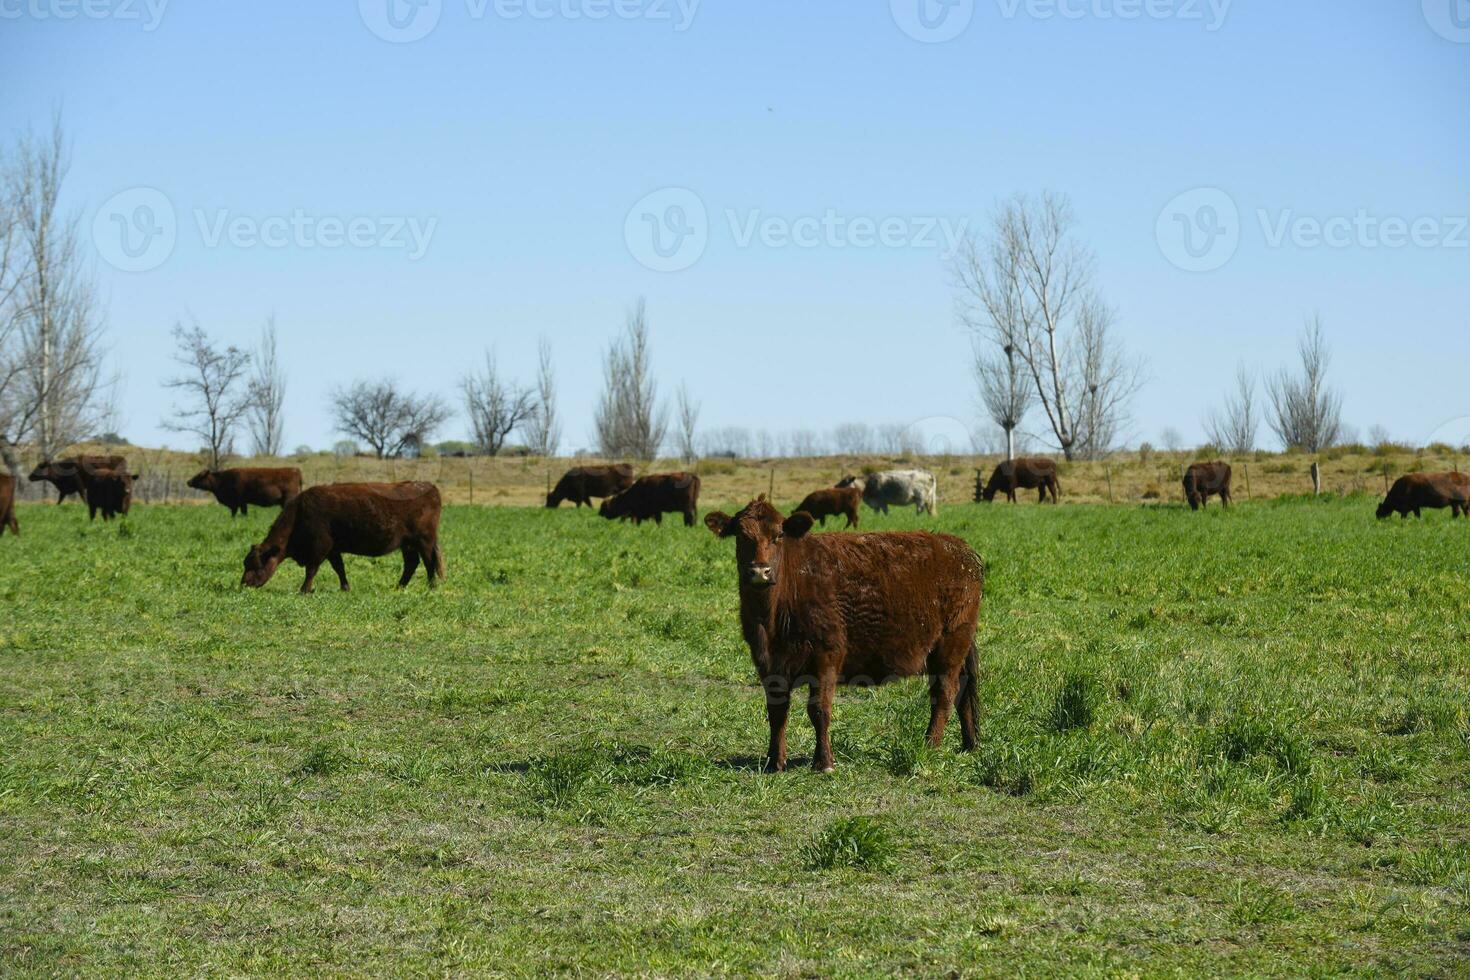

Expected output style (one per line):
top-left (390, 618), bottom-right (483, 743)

top-left (978, 457), bottom-right (1060, 504)
top-left (794, 486), bottom-right (861, 529)
top-left (1377, 472), bottom-right (1470, 520)
top-left (243, 482), bottom-right (445, 593)
top-left (75, 467), bottom-right (134, 522)
top-left (0, 472), bottom-right (17, 537)
top-left (546, 464), bottom-right (635, 509)
top-left (599, 472), bottom-right (701, 526)
top-left (28, 455), bottom-right (128, 505)
top-left (705, 496), bottom-right (985, 773)
top-left (1184, 461), bottom-right (1234, 510)
top-left (188, 467), bottom-right (303, 517)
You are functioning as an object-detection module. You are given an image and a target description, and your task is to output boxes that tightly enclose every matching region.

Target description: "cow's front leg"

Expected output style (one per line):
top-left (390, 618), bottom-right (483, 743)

top-left (762, 675), bottom-right (791, 773)
top-left (300, 563), bottom-right (322, 594)
top-left (807, 671), bottom-right (837, 773)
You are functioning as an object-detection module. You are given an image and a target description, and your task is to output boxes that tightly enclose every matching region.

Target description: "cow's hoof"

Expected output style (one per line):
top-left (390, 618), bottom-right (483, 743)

top-left (815, 764), bottom-right (836, 775)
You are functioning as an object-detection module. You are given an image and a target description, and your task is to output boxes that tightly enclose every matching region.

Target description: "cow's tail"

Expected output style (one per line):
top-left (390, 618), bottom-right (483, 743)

top-left (432, 543), bottom-right (447, 583)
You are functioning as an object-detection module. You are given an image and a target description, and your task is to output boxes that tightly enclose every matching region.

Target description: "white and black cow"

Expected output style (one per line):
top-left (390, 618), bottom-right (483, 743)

top-left (837, 470), bottom-right (938, 517)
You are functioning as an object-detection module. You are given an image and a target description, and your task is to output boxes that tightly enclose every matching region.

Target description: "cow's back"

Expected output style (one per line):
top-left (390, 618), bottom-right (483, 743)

top-left (783, 531), bottom-right (982, 678)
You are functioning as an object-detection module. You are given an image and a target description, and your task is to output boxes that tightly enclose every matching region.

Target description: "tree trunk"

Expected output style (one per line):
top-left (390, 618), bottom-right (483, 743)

top-left (1005, 426), bottom-right (1015, 463)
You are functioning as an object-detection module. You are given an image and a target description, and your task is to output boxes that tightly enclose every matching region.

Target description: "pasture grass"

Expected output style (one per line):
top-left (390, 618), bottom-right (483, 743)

top-left (1, 495), bottom-right (1468, 974)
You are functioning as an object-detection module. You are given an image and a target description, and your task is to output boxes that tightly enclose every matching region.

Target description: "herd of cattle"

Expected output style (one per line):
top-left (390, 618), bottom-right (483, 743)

top-left (1, 453), bottom-right (1465, 770)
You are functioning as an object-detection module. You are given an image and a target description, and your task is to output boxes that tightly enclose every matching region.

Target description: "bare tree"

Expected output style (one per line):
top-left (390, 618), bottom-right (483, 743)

top-left (955, 192), bottom-right (1141, 460)
top-left (675, 382), bottom-right (700, 464)
top-left (702, 426), bottom-right (751, 458)
top-left (832, 422), bottom-right (873, 455)
top-left (788, 429), bottom-right (823, 457)
top-left (0, 116), bottom-right (110, 472)
top-left (1266, 316), bottom-right (1342, 453)
top-left (1203, 363), bottom-right (1258, 454)
top-left (462, 351), bottom-right (535, 456)
top-left (246, 316), bottom-right (286, 457)
top-left (973, 338), bottom-right (1033, 462)
top-left (331, 378), bottom-right (451, 459)
top-left (162, 322), bottom-right (251, 469)
top-left (594, 299), bottom-right (667, 460)
top-left (523, 337), bottom-right (561, 458)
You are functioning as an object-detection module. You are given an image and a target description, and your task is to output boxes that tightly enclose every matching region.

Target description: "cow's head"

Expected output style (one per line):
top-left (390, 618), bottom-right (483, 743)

top-left (704, 495), bottom-right (814, 589)
top-left (187, 469), bottom-right (216, 492)
top-left (242, 543), bottom-right (284, 588)
top-left (598, 495), bottom-right (627, 520)
top-left (979, 482), bottom-right (998, 503)
top-left (1375, 500), bottom-right (1394, 520)
top-left (835, 475), bottom-right (864, 492)
top-left (544, 490), bottom-right (561, 509)
top-left (28, 462), bottom-right (65, 483)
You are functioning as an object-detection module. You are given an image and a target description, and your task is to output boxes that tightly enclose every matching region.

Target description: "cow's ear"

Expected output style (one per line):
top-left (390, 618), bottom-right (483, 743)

top-left (704, 512), bottom-right (732, 538)
top-left (783, 512), bottom-right (814, 540)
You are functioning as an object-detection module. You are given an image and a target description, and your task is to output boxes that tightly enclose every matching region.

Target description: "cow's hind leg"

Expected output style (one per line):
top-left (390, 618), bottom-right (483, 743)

top-left (807, 671), bottom-right (837, 773)
top-left (329, 553), bottom-right (350, 591)
top-left (928, 631), bottom-right (978, 751)
top-left (398, 547), bottom-right (421, 588)
top-left (300, 563), bottom-right (322, 594)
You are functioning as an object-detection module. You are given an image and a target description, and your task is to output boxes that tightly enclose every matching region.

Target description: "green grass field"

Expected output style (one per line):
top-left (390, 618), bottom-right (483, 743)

top-left (2, 496), bottom-right (1468, 975)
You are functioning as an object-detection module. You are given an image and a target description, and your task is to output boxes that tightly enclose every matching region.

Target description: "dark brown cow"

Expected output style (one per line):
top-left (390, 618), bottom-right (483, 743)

top-left (1377, 472), bottom-right (1470, 520)
top-left (75, 467), bottom-right (134, 522)
top-left (28, 455), bottom-right (127, 505)
top-left (0, 472), bottom-right (17, 537)
top-left (978, 457), bottom-right (1060, 504)
top-left (599, 472), bottom-right (701, 526)
top-left (546, 464), bottom-right (635, 509)
top-left (243, 482), bottom-right (445, 594)
top-left (1184, 461), bottom-right (1234, 510)
top-left (794, 486), bottom-right (861, 529)
top-left (705, 496), bottom-right (985, 773)
top-left (188, 467), bottom-right (303, 517)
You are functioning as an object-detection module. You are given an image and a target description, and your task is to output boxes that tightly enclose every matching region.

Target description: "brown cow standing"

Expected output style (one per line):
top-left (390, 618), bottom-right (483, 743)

top-left (794, 486), bottom-right (861, 529)
top-left (978, 458), bottom-right (1060, 504)
top-left (28, 455), bottom-right (128, 505)
top-left (75, 467), bottom-right (134, 522)
top-left (705, 496), bottom-right (985, 773)
top-left (599, 472), bottom-right (701, 526)
top-left (188, 467), bottom-right (303, 517)
top-left (1377, 472), bottom-right (1470, 519)
top-left (546, 464), bottom-right (635, 508)
top-left (243, 482), bottom-right (445, 593)
top-left (0, 472), bottom-right (17, 537)
top-left (1184, 461), bottom-right (1233, 510)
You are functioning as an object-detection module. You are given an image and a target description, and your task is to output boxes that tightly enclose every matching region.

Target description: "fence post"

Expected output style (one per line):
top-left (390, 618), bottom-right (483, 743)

top-left (1311, 461), bottom-right (1322, 495)
top-left (769, 467), bottom-right (775, 500)
top-left (1105, 466), bottom-right (1114, 504)
top-left (468, 459), bottom-right (475, 505)
top-left (1243, 462), bottom-right (1252, 500)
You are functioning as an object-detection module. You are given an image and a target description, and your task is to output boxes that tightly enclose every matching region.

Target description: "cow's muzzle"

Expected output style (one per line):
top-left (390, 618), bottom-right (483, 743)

top-left (743, 564), bottom-right (775, 587)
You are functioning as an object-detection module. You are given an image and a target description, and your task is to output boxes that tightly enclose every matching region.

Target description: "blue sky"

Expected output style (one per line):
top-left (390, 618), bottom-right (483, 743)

top-left (2, 0), bottom-right (1467, 454)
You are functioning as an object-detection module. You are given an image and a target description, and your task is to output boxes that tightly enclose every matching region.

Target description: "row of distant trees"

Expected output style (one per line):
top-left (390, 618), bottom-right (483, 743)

top-left (0, 118), bottom-right (1356, 472)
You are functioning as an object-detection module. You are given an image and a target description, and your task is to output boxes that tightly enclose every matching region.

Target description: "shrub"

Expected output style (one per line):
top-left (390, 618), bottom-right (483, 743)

top-left (1047, 671), bottom-right (1099, 732)
top-left (1138, 442), bottom-right (1155, 464)
top-left (802, 816), bottom-right (896, 871)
